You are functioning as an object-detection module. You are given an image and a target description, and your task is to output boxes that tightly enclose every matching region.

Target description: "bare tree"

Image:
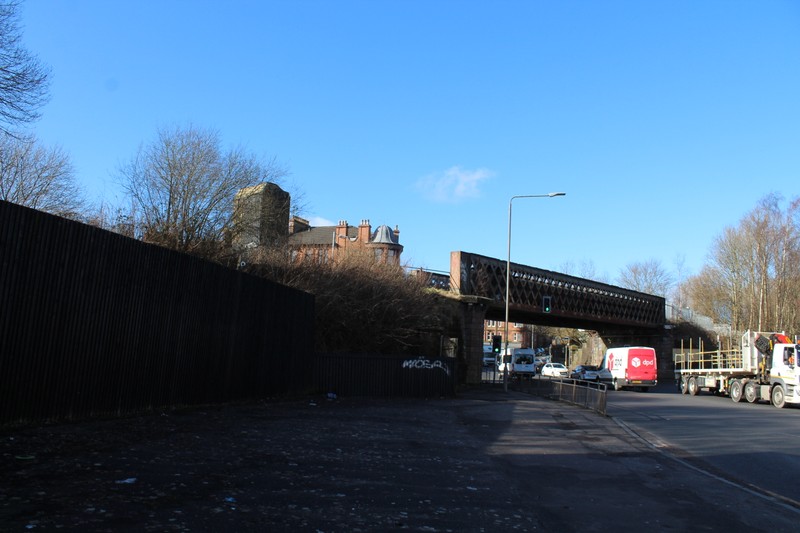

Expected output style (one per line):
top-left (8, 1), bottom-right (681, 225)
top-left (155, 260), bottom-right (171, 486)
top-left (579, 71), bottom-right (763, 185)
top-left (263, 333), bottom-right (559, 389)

top-left (726, 194), bottom-right (797, 331)
top-left (0, 134), bottom-right (83, 217)
top-left (85, 199), bottom-right (139, 238)
top-left (782, 197), bottom-right (800, 329)
top-left (684, 265), bottom-right (732, 325)
top-left (617, 258), bottom-right (672, 296)
top-left (118, 124), bottom-right (287, 259)
top-left (558, 258), bottom-right (608, 282)
top-left (685, 194), bottom-right (800, 333)
top-left (740, 196), bottom-right (776, 330)
top-left (706, 225), bottom-right (749, 331)
top-left (0, 1), bottom-right (50, 135)
top-left (249, 246), bottom-right (453, 354)
top-left (670, 253), bottom-right (687, 309)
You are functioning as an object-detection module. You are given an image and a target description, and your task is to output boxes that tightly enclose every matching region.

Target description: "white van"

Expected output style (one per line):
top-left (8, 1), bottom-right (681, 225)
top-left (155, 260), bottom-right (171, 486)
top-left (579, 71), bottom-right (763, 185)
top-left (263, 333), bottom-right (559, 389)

top-left (497, 348), bottom-right (537, 377)
top-left (482, 345), bottom-right (496, 366)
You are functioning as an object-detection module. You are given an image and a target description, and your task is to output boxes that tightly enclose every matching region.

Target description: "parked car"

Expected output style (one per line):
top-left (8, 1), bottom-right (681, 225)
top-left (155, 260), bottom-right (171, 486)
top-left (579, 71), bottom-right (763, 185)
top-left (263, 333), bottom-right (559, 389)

top-left (570, 365), bottom-right (600, 381)
top-left (541, 362), bottom-right (569, 378)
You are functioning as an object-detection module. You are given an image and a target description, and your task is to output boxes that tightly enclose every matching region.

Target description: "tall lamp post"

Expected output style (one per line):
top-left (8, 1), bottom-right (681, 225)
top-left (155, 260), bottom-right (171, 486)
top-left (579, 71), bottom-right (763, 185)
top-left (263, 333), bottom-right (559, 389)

top-left (504, 192), bottom-right (566, 391)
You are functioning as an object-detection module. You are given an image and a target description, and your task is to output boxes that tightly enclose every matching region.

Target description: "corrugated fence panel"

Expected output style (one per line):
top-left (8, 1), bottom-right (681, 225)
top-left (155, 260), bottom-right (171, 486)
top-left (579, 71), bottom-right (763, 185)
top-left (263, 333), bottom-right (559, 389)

top-left (314, 354), bottom-right (457, 398)
top-left (0, 200), bottom-right (315, 427)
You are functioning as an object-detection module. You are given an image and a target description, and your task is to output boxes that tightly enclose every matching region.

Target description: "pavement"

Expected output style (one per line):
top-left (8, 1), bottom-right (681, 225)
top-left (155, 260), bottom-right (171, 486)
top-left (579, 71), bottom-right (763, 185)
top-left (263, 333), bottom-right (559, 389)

top-left (2, 386), bottom-right (800, 532)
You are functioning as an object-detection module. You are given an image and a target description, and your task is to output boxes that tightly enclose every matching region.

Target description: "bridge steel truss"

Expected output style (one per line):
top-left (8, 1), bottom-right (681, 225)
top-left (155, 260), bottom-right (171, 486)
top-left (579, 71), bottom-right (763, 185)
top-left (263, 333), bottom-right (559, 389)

top-left (450, 251), bottom-right (665, 331)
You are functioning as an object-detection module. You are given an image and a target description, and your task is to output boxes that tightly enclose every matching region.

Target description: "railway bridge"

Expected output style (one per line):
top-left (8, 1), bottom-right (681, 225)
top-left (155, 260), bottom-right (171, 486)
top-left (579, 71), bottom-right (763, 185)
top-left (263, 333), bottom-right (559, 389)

top-left (435, 252), bottom-right (668, 384)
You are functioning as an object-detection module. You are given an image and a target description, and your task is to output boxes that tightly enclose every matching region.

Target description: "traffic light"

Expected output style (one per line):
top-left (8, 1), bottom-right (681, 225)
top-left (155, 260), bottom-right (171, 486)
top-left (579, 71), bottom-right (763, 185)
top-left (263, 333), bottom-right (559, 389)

top-left (542, 296), bottom-right (552, 313)
top-left (492, 335), bottom-right (502, 354)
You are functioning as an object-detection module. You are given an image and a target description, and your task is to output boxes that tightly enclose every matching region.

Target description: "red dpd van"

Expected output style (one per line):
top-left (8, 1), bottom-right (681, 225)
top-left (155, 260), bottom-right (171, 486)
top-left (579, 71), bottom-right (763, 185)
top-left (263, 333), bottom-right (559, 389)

top-left (599, 346), bottom-right (657, 391)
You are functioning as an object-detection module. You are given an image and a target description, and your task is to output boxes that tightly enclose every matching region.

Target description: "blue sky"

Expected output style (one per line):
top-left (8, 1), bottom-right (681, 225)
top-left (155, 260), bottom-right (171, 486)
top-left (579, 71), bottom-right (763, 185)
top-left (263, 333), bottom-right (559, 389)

top-left (19, 0), bottom-right (800, 285)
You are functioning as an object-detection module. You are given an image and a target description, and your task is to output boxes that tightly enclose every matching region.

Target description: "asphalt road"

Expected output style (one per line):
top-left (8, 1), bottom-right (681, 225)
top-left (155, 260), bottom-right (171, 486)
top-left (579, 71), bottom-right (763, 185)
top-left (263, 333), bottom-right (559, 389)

top-left (606, 382), bottom-right (800, 504)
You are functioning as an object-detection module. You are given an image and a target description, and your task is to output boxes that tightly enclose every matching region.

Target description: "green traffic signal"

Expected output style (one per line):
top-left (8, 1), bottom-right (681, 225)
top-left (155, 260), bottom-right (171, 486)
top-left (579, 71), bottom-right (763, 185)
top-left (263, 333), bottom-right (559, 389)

top-left (491, 335), bottom-right (502, 353)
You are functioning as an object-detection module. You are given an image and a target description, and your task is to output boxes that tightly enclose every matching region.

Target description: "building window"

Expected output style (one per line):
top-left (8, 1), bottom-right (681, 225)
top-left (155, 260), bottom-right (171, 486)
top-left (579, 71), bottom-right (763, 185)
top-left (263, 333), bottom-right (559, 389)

top-left (513, 333), bottom-right (521, 342)
top-left (487, 320), bottom-right (496, 327)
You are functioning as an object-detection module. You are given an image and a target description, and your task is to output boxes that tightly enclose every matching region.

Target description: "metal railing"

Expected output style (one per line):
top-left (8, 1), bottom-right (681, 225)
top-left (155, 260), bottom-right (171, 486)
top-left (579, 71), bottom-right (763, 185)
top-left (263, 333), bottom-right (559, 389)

top-left (480, 368), bottom-right (607, 416)
top-left (545, 379), bottom-right (608, 416)
top-left (674, 349), bottom-right (746, 373)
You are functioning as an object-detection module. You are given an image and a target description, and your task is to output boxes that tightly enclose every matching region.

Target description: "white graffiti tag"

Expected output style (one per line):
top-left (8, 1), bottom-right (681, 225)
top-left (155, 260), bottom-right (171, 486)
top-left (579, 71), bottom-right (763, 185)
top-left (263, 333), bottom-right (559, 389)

top-left (402, 358), bottom-right (451, 376)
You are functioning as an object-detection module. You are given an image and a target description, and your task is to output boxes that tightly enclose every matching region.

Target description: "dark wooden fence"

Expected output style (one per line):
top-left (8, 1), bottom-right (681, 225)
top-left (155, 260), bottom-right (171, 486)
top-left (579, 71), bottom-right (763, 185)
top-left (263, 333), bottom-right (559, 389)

top-left (0, 200), bottom-right (314, 427)
top-left (314, 353), bottom-right (457, 398)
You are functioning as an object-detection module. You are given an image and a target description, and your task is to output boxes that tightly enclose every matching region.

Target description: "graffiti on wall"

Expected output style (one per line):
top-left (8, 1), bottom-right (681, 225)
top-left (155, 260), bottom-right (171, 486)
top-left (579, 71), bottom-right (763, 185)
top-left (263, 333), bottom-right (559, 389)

top-left (402, 357), bottom-right (451, 376)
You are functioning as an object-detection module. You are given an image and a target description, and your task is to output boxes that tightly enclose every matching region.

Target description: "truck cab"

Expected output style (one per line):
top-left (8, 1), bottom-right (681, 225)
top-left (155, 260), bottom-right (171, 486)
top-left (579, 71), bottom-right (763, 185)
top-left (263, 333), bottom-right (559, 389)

top-left (728, 331), bottom-right (799, 407)
top-left (767, 343), bottom-right (800, 407)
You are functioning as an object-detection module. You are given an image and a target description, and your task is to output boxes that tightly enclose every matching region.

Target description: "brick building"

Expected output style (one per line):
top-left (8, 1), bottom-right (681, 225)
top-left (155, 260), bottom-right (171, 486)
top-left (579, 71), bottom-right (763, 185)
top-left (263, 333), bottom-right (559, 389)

top-left (288, 217), bottom-right (403, 265)
top-left (483, 320), bottom-right (532, 348)
top-left (233, 182), bottom-right (403, 265)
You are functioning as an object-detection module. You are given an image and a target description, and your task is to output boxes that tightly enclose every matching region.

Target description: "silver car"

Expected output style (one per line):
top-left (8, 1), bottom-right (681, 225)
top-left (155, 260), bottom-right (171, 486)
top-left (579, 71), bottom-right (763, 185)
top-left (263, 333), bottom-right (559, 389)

top-left (570, 365), bottom-right (600, 381)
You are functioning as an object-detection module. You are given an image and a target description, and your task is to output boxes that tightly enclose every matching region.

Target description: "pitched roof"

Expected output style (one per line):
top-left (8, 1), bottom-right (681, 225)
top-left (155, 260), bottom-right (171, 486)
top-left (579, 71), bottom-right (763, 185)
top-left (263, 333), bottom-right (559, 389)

top-left (289, 226), bottom-right (357, 245)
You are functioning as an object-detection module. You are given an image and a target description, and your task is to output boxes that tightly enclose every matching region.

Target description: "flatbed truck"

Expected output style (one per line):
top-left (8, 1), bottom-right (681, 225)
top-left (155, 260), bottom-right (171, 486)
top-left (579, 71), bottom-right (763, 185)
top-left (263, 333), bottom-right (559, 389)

top-left (674, 330), bottom-right (799, 408)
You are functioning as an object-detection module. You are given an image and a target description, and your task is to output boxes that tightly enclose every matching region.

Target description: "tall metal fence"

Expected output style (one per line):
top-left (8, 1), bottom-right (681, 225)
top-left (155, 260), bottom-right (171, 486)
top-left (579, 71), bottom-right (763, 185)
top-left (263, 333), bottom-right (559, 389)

top-left (0, 200), bottom-right (315, 427)
top-left (314, 353), bottom-right (457, 398)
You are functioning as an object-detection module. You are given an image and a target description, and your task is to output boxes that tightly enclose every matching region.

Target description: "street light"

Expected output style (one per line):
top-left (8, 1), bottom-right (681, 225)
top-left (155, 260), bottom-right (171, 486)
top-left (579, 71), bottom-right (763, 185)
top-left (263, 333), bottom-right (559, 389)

top-left (503, 192), bottom-right (566, 391)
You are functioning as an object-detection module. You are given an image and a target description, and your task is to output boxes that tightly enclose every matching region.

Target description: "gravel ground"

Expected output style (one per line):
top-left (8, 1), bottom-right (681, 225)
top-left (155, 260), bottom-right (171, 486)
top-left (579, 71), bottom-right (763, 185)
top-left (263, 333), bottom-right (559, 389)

top-left (2, 389), bottom-right (800, 532)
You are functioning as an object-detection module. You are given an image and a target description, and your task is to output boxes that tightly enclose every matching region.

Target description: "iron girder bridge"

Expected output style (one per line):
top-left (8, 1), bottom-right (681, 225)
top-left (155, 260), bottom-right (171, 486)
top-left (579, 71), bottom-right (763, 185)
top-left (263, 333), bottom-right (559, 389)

top-left (449, 251), bottom-right (665, 332)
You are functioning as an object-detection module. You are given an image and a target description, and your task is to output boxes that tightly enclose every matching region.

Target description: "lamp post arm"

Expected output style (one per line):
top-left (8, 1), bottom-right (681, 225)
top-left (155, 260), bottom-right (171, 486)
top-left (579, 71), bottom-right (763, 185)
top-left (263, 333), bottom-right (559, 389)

top-left (503, 192), bottom-right (565, 392)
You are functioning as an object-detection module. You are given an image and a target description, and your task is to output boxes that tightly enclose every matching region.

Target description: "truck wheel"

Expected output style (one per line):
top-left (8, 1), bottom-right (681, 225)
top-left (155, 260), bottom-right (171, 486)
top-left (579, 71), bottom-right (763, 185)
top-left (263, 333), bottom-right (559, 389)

top-left (613, 379), bottom-right (622, 391)
top-left (680, 377), bottom-right (688, 395)
top-left (744, 381), bottom-right (758, 403)
top-left (688, 377), bottom-right (699, 396)
top-left (730, 380), bottom-right (744, 402)
top-left (771, 385), bottom-right (786, 409)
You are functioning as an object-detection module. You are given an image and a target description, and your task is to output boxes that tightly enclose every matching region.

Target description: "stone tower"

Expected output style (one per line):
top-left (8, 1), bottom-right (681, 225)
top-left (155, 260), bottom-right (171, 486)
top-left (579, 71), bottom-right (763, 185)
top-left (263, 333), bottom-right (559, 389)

top-left (233, 182), bottom-right (290, 250)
